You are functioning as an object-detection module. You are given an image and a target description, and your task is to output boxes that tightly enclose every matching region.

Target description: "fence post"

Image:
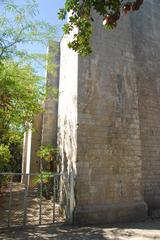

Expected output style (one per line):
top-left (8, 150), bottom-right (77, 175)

top-left (52, 175), bottom-right (56, 223)
top-left (8, 175), bottom-right (13, 227)
top-left (39, 172), bottom-right (42, 225)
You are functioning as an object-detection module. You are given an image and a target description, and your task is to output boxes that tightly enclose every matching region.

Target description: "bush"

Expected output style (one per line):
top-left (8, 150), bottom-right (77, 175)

top-left (32, 171), bottom-right (53, 200)
top-left (37, 145), bottom-right (59, 171)
top-left (0, 144), bottom-right (11, 172)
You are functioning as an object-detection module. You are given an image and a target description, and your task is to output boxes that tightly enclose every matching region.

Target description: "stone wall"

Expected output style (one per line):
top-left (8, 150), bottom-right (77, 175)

top-left (41, 43), bottom-right (60, 170)
top-left (58, 0), bottom-right (160, 224)
top-left (130, 0), bottom-right (160, 208)
top-left (74, 8), bottom-right (147, 225)
top-left (58, 32), bottom-right (78, 222)
top-left (30, 114), bottom-right (43, 175)
top-left (41, 43), bottom-right (60, 148)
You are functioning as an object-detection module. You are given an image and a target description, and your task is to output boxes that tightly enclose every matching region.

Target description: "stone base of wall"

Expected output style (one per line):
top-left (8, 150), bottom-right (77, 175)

top-left (145, 197), bottom-right (160, 210)
top-left (73, 201), bottom-right (147, 225)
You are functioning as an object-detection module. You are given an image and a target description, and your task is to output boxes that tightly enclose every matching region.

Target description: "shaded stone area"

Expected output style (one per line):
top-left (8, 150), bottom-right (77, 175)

top-left (1, 220), bottom-right (160, 239)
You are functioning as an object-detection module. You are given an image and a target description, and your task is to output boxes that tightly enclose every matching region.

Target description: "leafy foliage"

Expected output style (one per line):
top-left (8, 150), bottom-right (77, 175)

top-left (32, 171), bottom-right (54, 200)
top-left (0, 0), bottom-right (57, 173)
top-left (0, 0), bottom-right (56, 62)
top-left (37, 145), bottom-right (59, 162)
top-left (0, 61), bottom-right (44, 132)
top-left (32, 171), bottom-right (53, 185)
top-left (59, 0), bottom-right (144, 56)
top-left (0, 144), bottom-right (11, 172)
top-left (37, 145), bottom-right (59, 172)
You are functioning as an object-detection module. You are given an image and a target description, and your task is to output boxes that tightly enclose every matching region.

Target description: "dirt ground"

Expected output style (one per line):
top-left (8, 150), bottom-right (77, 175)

top-left (1, 183), bottom-right (160, 239)
top-left (0, 219), bottom-right (160, 240)
top-left (0, 182), bottom-right (63, 227)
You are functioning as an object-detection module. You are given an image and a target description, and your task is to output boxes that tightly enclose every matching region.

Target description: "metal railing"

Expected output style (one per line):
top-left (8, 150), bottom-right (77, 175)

top-left (0, 172), bottom-right (65, 228)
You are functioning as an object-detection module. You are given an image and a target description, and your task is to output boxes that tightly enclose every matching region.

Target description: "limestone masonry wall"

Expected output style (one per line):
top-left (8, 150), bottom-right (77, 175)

top-left (58, 32), bottom-right (78, 222)
top-left (41, 43), bottom-right (60, 148)
top-left (58, 0), bottom-right (160, 224)
top-left (131, 0), bottom-right (160, 207)
top-left (74, 8), bottom-right (146, 225)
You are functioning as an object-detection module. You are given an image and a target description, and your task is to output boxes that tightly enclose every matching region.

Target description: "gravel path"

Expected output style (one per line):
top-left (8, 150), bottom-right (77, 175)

top-left (0, 182), bottom-right (64, 228)
top-left (0, 219), bottom-right (160, 240)
top-left (1, 183), bottom-right (160, 239)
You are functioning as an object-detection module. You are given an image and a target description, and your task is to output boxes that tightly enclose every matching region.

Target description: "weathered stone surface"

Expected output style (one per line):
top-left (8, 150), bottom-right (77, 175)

top-left (74, 8), bottom-right (146, 223)
top-left (130, 0), bottom-right (160, 208)
top-left (30, 114), bottom-right (43, 175)
top-left (40, 43), bottom-right (60, 170)
top-left (58, 0), bottom-right (160, 224)
top-left (41, 43), bottom-right (60, 148)
top-left (74, 201), bottom-right (147, 225)
top-left (58, 30), bottom-right (78, 223)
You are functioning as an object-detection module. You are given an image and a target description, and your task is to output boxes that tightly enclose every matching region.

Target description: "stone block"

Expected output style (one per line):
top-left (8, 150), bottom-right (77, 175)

top-left (73, 201), bottom-right (147, 225)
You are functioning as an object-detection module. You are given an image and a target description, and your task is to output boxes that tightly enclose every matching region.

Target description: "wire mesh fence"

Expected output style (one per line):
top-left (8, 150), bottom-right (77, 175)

top-left (0, 172), bottom-right (65, 228)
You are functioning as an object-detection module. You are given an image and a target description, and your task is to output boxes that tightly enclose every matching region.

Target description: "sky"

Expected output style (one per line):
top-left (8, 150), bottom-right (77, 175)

top-left (8, 0), bottom-right (66, 76)
top-left (16, 0), bottom-right (66, 36)
top-left (35, 0), bottom-right (65, 37)
top-left (27, 0), bottom-right (66, 76)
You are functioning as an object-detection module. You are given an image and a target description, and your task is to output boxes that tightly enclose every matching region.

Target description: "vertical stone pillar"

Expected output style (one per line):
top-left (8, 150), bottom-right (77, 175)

top-left (21, 126), bottom-right (32, 184)
top-left (29, 114), bottom-right (43, 180)
top-left (41, 43), bottom-right (60, 147)
top-left (21, 115), bottom-right (42, 185)
top-left (21, 131), bottom-right (28, 183)
top-left (41, 42), bottom-right (60, 170)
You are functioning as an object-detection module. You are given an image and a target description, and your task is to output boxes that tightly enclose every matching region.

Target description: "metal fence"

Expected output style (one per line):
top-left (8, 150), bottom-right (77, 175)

top-left (0, 172), bottom-right (65, 228)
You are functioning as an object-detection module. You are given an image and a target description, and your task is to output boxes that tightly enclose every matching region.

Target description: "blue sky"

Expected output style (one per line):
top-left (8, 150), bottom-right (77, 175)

top-left (0, 0), bottom-right (66, 76)
top-left (36, 0), bottom-right (65, 36)
top-left (30, 0), bottom-right (66, 76)
top-left (16, 0), bottom-right (65, 35)
top-left (17, 0), bottom-right (66, 76)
